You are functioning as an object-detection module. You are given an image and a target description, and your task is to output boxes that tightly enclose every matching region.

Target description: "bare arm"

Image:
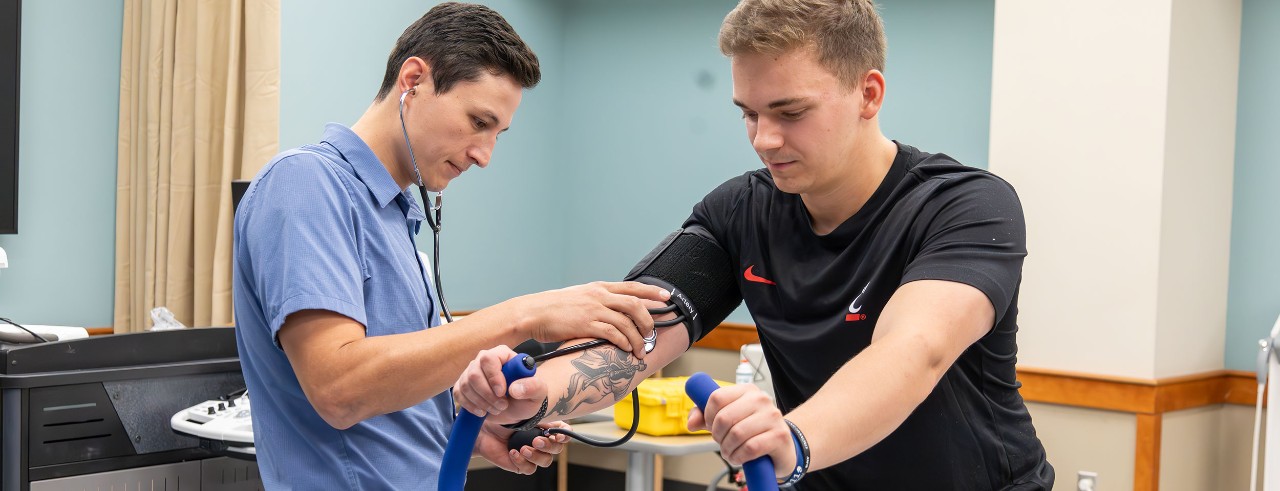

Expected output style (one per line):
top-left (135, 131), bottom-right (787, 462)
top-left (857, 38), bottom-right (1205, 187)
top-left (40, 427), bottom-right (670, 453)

top-left (544, 326), bottom-right (690, 421)
top-left (280, 281), bottom-right (670, 429)
top-left (453, 307), bottom-right (691, 424)
top-left (695, 279), bottom-right (995, 475)
top-left (788, 280), bottom-right (994, 469)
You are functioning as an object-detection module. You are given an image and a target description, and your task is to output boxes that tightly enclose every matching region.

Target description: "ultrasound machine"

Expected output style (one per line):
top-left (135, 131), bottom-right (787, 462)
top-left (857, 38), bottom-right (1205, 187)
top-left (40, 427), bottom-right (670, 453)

top-left (0, 327), bottom-right (261, 491)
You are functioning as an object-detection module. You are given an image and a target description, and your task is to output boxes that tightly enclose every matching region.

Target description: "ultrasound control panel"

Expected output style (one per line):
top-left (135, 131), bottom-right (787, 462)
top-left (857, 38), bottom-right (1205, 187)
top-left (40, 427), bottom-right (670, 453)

top-left (171, 392), bottom-right (255, 458)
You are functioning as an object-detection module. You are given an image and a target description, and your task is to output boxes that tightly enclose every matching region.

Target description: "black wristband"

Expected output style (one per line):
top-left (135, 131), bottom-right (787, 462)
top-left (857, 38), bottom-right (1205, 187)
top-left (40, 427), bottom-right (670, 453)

top-left (501, 397), bottom-right (549, 432)
top-left (779, 418), bottom-right (810, 489)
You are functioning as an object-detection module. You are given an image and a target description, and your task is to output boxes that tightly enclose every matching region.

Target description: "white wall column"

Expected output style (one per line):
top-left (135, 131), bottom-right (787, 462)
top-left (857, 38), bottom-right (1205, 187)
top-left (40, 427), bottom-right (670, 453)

top-left (991, 1), bottom-right (1242, 489)
top-left (990, 0), bottom-right (1240, 380)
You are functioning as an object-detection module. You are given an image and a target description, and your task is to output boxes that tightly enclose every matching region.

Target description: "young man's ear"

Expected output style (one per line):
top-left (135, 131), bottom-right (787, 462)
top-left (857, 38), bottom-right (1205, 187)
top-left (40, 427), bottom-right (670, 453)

top-left (859, 69), bottom-right (886, 120)
top-left (398, 56), bottom-right (432, 96)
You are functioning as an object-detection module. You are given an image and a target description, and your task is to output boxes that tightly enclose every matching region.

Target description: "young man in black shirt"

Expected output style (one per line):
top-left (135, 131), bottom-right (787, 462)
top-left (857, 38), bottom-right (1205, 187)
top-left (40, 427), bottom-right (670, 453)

top-left (454, 0), bottom-right (1053, 488)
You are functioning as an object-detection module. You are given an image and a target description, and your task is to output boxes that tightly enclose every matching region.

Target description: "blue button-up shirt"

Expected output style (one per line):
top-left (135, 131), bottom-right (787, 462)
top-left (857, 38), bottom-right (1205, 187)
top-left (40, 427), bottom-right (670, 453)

top-left (233, 123), bottom-right (451, 490)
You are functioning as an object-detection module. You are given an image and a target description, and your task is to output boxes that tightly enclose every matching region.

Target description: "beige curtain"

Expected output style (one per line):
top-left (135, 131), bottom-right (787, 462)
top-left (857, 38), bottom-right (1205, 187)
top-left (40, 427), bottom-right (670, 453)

top-left (114, 0), bottom-right (280, 332)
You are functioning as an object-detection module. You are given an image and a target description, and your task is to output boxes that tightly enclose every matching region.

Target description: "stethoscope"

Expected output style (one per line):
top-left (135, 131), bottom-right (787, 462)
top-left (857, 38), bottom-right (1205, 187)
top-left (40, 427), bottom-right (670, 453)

top-left (399, 86), bottom-right (453, 324)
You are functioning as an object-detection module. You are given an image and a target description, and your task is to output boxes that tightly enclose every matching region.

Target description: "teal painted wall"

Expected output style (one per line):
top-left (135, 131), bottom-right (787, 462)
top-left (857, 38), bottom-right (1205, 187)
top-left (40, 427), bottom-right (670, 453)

top-left (0, 0), bottom-right (123, 327)
top-left (0, 0), bottom-right (996, 327)
top-left (555, 0), bottom-right (996, 322)
top-left (557, 0), bottom-right (751, 287)
top-left (879, 0), bottom-right (994, 168)
top-left (26, 1), bottom-right (1277, 373)
top-left (279, 0), bottom-right (568, 310)
top-left (1224, 0), bottom-right (1280, 371)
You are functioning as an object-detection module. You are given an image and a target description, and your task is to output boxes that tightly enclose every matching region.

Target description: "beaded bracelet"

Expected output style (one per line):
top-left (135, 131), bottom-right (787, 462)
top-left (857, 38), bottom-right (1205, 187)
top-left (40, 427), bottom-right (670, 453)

top-left (778, 418), bottom-right (811, 489)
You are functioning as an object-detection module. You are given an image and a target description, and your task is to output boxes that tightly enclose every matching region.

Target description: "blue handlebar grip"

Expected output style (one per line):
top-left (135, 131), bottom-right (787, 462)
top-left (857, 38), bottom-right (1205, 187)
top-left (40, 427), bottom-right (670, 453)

top-left (438, 354), bottom-right (538, 491)
top-left (685, 372), bottom-right (779, 491)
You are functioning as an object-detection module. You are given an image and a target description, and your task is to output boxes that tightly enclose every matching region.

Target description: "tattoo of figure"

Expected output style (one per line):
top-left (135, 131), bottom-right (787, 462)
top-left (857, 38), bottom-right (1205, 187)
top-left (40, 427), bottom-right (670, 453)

top-left (549, 345), bottom-right (648, 416)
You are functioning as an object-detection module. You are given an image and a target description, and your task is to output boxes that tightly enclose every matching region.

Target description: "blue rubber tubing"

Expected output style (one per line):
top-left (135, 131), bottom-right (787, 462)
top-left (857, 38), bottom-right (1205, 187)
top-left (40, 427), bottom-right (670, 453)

top-left (685, 372), bottom-right (779, 491)
top-left (438, 354), bottom-right (537, 491)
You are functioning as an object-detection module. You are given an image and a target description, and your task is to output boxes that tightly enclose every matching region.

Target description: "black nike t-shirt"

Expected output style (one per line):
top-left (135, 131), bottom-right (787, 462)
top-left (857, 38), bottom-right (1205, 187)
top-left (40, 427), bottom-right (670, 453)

top-left (683, 142), bottom-right (1054, 490)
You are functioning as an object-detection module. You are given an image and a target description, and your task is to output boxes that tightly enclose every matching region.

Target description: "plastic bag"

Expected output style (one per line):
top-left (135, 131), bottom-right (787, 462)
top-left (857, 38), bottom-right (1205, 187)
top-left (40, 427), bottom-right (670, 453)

top-left (148, 307), bottom-right (188, 331)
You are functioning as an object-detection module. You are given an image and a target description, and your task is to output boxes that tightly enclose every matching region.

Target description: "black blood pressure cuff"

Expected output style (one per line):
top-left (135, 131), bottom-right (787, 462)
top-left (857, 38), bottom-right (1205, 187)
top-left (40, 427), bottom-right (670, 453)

top-left (624, 227), bottom-right (741, 346)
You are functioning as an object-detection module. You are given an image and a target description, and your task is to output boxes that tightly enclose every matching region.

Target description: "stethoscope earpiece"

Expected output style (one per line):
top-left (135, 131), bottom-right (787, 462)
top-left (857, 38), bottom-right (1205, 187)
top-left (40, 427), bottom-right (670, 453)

top-left (400, 85), bottom-right (417, 103)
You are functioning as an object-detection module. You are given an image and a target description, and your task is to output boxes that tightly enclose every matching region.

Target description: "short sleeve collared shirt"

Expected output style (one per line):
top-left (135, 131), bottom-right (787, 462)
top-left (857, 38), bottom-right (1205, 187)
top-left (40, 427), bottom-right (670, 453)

top-left (233, 123), bottom-right (452, 490)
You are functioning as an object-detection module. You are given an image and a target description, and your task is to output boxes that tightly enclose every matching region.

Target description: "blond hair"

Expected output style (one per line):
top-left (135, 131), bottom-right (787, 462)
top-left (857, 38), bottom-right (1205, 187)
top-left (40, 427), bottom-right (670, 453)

top-left (718, 0), bottom-right (887, 86)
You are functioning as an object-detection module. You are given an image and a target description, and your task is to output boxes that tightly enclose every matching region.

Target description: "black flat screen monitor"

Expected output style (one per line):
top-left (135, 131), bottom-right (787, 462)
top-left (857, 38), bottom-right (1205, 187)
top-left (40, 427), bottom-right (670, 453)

top-left (231, 180), bottom-right (249, 213)
top-left (0, 0), bottom-right (20, 234)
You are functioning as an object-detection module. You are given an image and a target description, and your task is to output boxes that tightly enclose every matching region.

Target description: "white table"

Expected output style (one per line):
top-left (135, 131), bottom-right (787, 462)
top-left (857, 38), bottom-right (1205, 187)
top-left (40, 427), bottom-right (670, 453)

top-left (566, 420), bottom-right (720, 491)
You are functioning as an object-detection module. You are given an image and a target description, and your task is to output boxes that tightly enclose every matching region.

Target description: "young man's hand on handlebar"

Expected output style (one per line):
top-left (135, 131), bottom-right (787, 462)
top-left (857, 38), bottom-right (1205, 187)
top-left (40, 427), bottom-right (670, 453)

top-left (688, 383), bottom-right (798, 480)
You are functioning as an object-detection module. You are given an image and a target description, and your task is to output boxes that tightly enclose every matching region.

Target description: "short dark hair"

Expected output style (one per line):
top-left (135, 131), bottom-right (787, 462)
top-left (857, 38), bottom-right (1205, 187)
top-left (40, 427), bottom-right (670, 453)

top-left (376, 2), bottom-right (541, 100)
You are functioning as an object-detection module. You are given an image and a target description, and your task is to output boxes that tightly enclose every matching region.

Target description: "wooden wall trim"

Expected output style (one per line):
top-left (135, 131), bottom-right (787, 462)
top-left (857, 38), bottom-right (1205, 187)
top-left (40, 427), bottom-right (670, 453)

top-left (1016, 367), bottom-right (1262, 413)
top-left (90, 317), bottom-right (1262, 413)
top-left (692, 321), bottom-right (1263, 413)
top-left (691, 321), bottom-right (758, 352)
top-left (1225, 370), bottom-right (1264, 406)
top-left (1135, 413), bottom-right (1162, 491)
top-left (1015, 368), bottom-right (1157, 413)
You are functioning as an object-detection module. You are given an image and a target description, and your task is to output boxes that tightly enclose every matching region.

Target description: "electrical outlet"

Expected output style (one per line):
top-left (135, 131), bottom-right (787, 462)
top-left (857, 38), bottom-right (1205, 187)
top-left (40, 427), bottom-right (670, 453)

top-left (1077, 471), bottom-right (1098, 491)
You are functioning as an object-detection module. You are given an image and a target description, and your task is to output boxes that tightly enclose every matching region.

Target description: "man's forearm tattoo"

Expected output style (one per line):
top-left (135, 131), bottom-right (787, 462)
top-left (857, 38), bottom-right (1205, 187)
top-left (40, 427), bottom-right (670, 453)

top-left (549, 345), bottom-right (648, 416)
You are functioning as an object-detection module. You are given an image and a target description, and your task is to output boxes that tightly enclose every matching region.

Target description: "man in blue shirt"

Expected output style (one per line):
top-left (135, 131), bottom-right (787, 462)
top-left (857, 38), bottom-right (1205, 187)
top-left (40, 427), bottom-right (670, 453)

top-left (233, 3), bottom-right (670, 489)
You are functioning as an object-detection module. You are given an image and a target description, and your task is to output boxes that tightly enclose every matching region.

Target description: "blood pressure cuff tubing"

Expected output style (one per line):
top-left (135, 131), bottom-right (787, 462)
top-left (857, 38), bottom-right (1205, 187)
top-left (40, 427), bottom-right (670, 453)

top-left (624, 227), bottom-right (741, 345)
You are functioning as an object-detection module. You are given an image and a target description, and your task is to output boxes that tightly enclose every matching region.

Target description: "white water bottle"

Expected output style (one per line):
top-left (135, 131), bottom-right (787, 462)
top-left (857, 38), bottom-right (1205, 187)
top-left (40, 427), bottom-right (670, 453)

top-left (736, 357), bottom-right (753, 385)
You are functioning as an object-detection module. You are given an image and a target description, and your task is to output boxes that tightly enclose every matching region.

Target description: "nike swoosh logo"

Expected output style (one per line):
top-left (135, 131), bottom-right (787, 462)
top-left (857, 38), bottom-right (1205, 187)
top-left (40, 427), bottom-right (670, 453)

top-left (848, 284), bottom-right (868, 314)
top-left (743, 265), bottom-right (776, 285)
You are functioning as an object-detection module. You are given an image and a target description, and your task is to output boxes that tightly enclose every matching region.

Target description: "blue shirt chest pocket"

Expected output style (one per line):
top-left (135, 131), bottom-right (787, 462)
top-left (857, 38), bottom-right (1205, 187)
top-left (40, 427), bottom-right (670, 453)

top-left (358, 218), bottom-right (436, 336)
